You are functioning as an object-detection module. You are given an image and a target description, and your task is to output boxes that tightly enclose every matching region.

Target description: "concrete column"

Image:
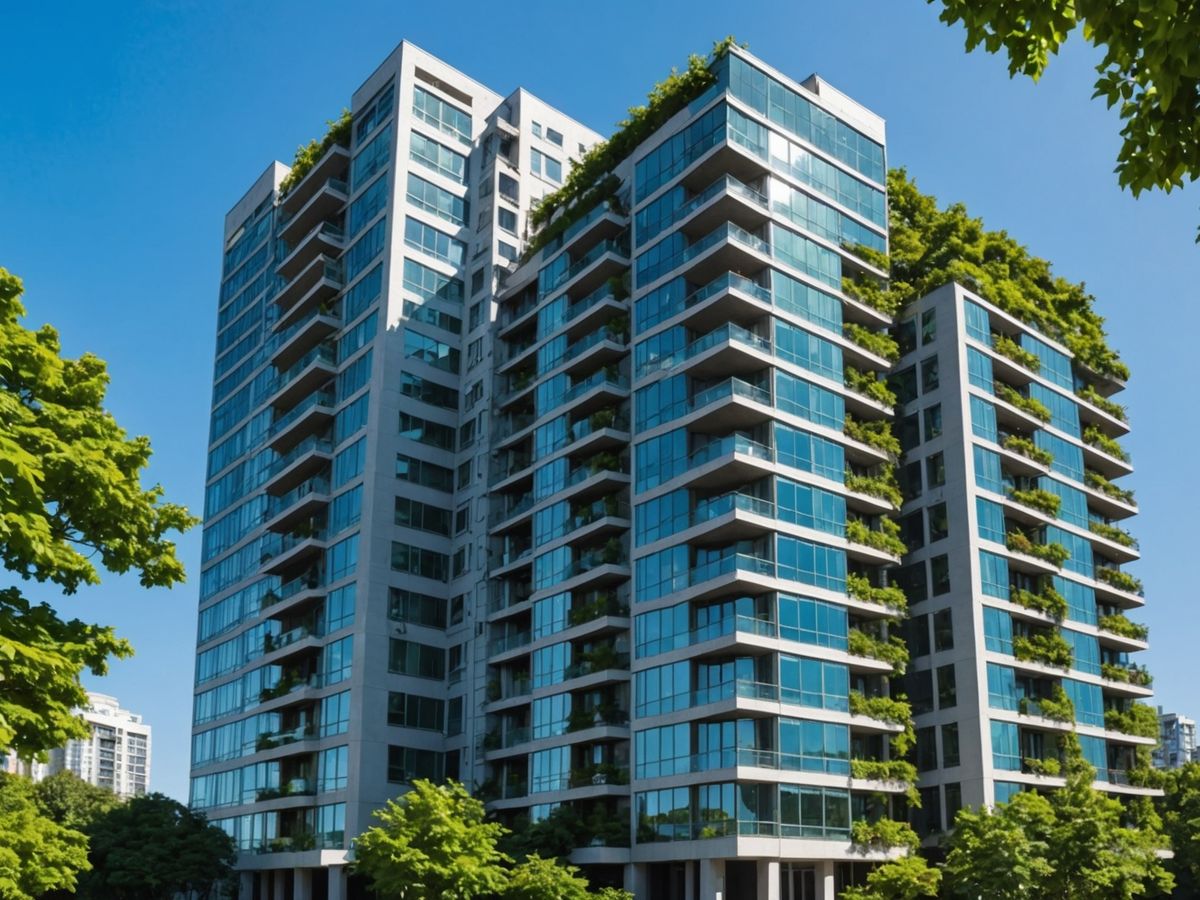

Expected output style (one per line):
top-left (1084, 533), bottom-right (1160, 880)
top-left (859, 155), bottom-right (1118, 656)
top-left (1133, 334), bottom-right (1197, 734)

top-left (685, 860), bottom-right (697, 900)
top-left (625, 863), bottom-right (649, 900)
top-left (817, 860), bottom-right (836, 900)
top-left (699, 858), bottom-right (724, 900)
top-left (293, 868), bottom-right (312, 900)
top-left (327, 866), bottom-right (346, 900)
top-left (238, 871), bottom-right (255, 900)
top-left (756, 860), bottom-right (780, 900)
top-left (272, 869), bottom-right (287, 900)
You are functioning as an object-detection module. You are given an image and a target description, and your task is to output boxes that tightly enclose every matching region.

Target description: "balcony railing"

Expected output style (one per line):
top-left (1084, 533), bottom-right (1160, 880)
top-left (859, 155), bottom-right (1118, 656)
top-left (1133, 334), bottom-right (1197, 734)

top-left (638, 322), bottom-right (771, 377)
top-left (691, 376), bottom-right (771, 412)
top-left (269, 390), bottom-right (336, 438)
top-left (267, 437), bottom-right (333, 480)
top-left (639, 221), bottom-right (768, 285)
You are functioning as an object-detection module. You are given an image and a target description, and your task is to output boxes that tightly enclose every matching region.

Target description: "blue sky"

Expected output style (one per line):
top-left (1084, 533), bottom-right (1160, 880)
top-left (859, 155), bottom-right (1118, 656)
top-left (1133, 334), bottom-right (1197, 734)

top-left (1, 1), bottom-right (1196, 802)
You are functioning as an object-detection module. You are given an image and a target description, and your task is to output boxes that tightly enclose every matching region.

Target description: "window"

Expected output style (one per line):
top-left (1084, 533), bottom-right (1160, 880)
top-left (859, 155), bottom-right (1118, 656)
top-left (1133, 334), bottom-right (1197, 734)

top-left (530, 148), bottom-right (563, 183)
top-left (395, 453), bottom-right (453, 492)
top-left (412, 86), bottom-right (471, 145)
top-left (933, 609), bottom-right (953, 651)
top-left (409, 132), bottom-right (468, 184)
top-left (920, 355), bottom-right (939, 392)
top-left (388, 588), bottom-right (445, 629)
top-left (991, 720), bottom-right (1021, 771)
top-left (390, 543), bottom-right (449, 582)
top-left (898, 460), bottom-right (922, 501)
top-left (916, 727), bottom-right (937, 771)
top-left (387, 746), bottom-right (444, 783)
top-left (927, 502), bottom-right (948, 542)
top-left (404, 218), bottom-right (465, 266)
top-left (407, 173), bottom-right (467, 226)
top-left (923, 404), bottom-right (942, 440)
top-left (937, 664), bottom-right (957, 708)
top-left (890, 366), bottom-right (917, 405)
top-left (920, 308), bottom-right (937, 344)
top-left (387, 692), bottom-right (444, 730)
top-left (398, 412), bottom-right (455, 450)
top-left (388, 639), bottom-right (446, 678)
top-left (897, 413), bottom-right (920, 452)
top-left (926, 453), bottom-right (945, 489)
top-left (930, 554), bottom-right (950, 595)
top-left (400, 373), bottom-right (458, 410)
top-left (498, 207), bottom-right (518, 235)
top-left (394, 497), bottom-right (451, 535)
top-left (895, 318), bottom-right (916, 355)
top-left (320, 691), bottom-right (351, 737)
top-left (546, 127), bottom-right (564, 146)
top-left (404, 330), bottom-right (459, 373)
top-left (403, 259), bottom-right (464, 305)
top-left (942, 723), bottom-right (960, 767)
top-left (318, 746), bottom-right (348, 791)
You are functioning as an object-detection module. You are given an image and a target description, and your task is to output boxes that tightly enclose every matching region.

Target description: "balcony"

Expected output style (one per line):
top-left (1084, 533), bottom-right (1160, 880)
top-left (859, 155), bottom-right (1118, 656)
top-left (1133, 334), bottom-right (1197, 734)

top-left (673, 174), bottom-right (770, 240)
top-left (276, 222), bottom-right (345, 282)
top-left (278, 145), bottom-right (349, 219)
top-left (259, 527), bottom-right (327, 576)
top-left (278, 177), bottom-right (349, 245)
top-left (270, 304), bottom-right (341, 371)
top-left (560, 370), bottom-right (629, 415)
top-left (544, 237), bottom-right (630, 301)
top-left (259, 569), bottom-right (325, 617)
top-left (680, 434), bottom-right (776, 493)
top-left (668, 272), bottom-right (773, 335)
top-left (687, 376), bottom-right (773, 433)
top-left (264, 475), bottom-right (330, 534)
top-left (639, 222), bottom-right (769, 290)
top-left (550, 323), bottom-right (628, 379)
top-left (264, 436), bottom-right (333, 497)
top-left (559, 200), bottom-right (626, 260)
top-left (489, 491), bottom-right (534, 532)
top-left (642, 322), bottom-right (771, 382)
top-left (562, 283), bottom-right (627, 339)
top-left (274, 255), bottom-right (343, 328)
top-left (267, 389), bottom-right (336, 452)
top-left (268, 343), bottom-right (337, 411)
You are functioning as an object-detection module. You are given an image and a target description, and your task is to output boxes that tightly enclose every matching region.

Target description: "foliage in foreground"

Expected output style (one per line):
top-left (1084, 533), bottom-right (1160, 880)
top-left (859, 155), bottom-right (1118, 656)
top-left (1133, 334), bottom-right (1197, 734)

top-left (0, 773), bottom-right (89, 900)
top-left (0, 269), bottom-right (196, 760)
top-left (928, 0), bottom-right (1200, 237)
top-left (354, 780), bottom-right (630, 900)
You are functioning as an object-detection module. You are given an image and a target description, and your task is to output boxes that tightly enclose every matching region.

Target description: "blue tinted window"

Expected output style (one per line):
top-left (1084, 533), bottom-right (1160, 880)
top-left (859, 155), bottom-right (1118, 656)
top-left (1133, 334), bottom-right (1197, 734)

top-left (979, 551), bottom-right (1009, 599)
top-left (987, 663), bottom-right (1017, 710)
top-left (991, 720), bottom-right (1021, 771)
top-left (984, 608), bottom-right (1012, 654)
top-left (976, 498), bottom-right (1006, 544)
top-left (964, 300), bottom-right (990, 343)
top-left (970, 396), bottom-right (998, 442)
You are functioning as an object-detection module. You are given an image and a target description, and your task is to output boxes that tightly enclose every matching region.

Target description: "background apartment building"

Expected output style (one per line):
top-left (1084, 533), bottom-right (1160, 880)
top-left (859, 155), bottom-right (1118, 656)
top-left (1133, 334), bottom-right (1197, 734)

top-left (192, 38), bottom-right (1152, 900)
top-left (47, 692), bottom-right (151, 799)
top-left (1155, 708), bottom-right (1198, 769)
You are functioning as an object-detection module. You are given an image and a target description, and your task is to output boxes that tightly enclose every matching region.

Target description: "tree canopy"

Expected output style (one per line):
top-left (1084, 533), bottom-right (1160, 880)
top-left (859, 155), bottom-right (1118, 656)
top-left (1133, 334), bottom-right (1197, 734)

top-left (929, 0), bottom-right (1200, 234)
top-left (354, 780), bottom-right (632, 900)
top-left (0, 268), bottom-right (195, 758)
top-left (31, 771), bottom-right (120, 831)
top-left (76, 793), bottom-right (235, 900)
top-left (1158, 761), bottom-right (1200, 895)
top-left (0, 772), bottom-right (90, 900)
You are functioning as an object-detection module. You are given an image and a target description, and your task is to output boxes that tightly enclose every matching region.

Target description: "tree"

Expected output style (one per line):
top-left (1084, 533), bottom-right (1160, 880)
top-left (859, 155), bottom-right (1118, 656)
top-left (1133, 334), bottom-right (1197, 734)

top-left (504, 854), bottom-right (592, 900)
top-left (0, 772), bottom-right (90, 900)
top-left (77, 793), bottom-right (235, 900)
top-left (943, 737), bottom-right (1172, 899)
top-left (1158, 762), bottom-right (1200, 895)
top-left (840, 854), bottom-right (941, 900)
top-left (353, 780), bottom-right (513, 899)
top-left (0, 269), bottom-right (196, 759)
top-left (32, 771), bottom-right (120, 831)
top-left (928, 0), bottom-right (1200, 231)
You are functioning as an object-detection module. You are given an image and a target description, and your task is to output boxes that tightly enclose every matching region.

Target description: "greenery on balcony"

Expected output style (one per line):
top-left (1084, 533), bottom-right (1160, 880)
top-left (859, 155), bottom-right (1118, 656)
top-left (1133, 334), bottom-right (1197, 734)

top-left (845, 470), bottom-right (903, 508)
top-left (842, 169), bottom-right (1129, 382)
top-left (569, 763), bottom-right (629, 788)
top-left (1010, 583), bottom-right (1068, 619)
top-left (843, 322), bottom-right (899, 361)
top-left (843, 413), bottom-right (900, 456)
top-left (1008, 487), bottom-right (1062, 517)
top-left (1096, 566), bottom-right (1144, 594)
top-left (850, 817), bottom-right (921, 851)
top-left (992, 333), bottom-right (1041, 372)
top-left (850, 759), bottom-right (920, 802)
top-left (1098, 614), bottom-right (1149, 641)
top-left (995, 382), bottom-right (1052, 422)
top-left (1101, 662), bottom-right (1153, 686)
top-left (846, 517), bottom-right (907, 558)
top-left (1085, 470), bottom-right (1136, 505)
top-left (1020, 684), bottom-right (1075, 722)
top-left (1104, 702), bottom-right (1159, 739)
top-left (1002, 434), bottom-right (1053, 466)
top-left (844, 366), bottom-right (897, 407)
top-left (528, 37), bottom-right (741, 241)
top-left (1006, 530), bottom-right (1070, 568)
top-left (1024, 756), bottom-right (1062, 777)
top-left (848, 627), bottom-right (909, 675)
top-left (846, 573), bottom-right (907, 611)
top-left (567, 592), bottom-right (628, 627)
top-left (1076, 385), bottom-right (1128, 422)
top-left (1083, 424), bottom-right (1130, 462)
top-left (1089, 520), bottom-right (1138, 548)
top-left (849, 690), bottom-right (913, 747)
top-left (278, 109), bottom-right (351, 198)
top-left (1013, 631), bottom-right (1074, 668)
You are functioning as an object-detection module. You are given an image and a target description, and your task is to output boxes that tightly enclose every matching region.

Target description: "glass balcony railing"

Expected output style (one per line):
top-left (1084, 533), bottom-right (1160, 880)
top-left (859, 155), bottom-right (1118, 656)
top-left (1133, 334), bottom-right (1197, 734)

top-left (260, 527), bottom-right (327, 562)
top-left (688, 434), bottom-right (773, 468)
top-left (544, 238), bottom-right (631, 294)
top-left (489, 631), bottom-right (532, 655)
top-left (272, 343), bottom-right (336, 394)
top-left (662, 174), bottom-right (768, 236)
top-left (489, 492), bottom-right (534, 526)
top-left (267, 475), bottom-right (330, 520)
top-left (639, 222), bottom-right (769, 285)
top-left (565, 283), bottom-right (620, 323)
top-left (267, 437), bottom-right (333, 479)
top-left (561, 371), bottom-right (629, 405)
top-left (688, 553), bottom-right (775, 586)
top-left (692, 491), bottom-right (774, 524)
top-left (638, 322), bottom-right (771, 377)
top-left (690, 376), bottom-right (771, 412)
top-left (269, 390), bottom-right (336, 437)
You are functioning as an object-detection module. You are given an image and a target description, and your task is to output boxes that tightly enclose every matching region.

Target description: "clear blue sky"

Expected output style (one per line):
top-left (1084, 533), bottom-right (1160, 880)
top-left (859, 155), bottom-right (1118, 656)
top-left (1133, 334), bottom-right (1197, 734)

top-left (1, 1), bottom-right (1196, 802)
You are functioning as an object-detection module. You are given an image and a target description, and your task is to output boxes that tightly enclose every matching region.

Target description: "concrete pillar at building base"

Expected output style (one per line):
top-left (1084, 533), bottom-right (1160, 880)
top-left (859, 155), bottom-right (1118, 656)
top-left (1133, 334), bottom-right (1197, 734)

top-left (698, 858), bottom-right (724, 900)
top-left (272, 869), bottom-right (287, 900)
top-left (624, 862), bottom-right (649, 899)
top-left (328, 866), bottom-right (346, 900)
top-left (817, 860), bottom-right (835, 900)
top-left (294, 867), bottom-right (312, 900)
top-left (756, 860), bottom-right (780, 900)
top-left (238, 871), bottom-right (255, 900)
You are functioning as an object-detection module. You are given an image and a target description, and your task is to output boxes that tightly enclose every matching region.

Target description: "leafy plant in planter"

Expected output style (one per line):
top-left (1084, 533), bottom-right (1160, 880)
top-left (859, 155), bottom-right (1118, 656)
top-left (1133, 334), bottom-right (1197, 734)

top-left (845, 516), bottom-right (907, 557)
top-left (844, 366), bottom-right (898, 407)
top-left (845, 469), bottom-right (903, 508)
top-left (1097, 567), bottom-right (1143, 594)
top-left (844, 414), bottom-right (901, 456)
top-left (1089, 520), bottom-right (1137, 548)
top-left (1010, 583), bottom-right (1068, 619)
top-left (843, 322), bottom-right (899, 361)
top-left (1023, 756), bottom-right (1062, 777)
top-left (1008, 487), bottom-right (1062, 517)
top-left (995, 382), bottom-right (1052, 422)
top-left (278, 109), bottom-right (351, 198)
top-left (992, 333), bottom-right (1042, 372)
top-left (1083, 424), bottom-right (1130, 462)
top-left (1085, 470), bottom-right (1136, 505)
top-left (1098, 614), bottom-right (1149, 641)
top-left (846, 573), bottom-right (907, 611)
top-left (1013, 631), bottom-right (1073, 668)
top-left (1076, 385), bottom-right (1128, 422)
top-left (1002, 434), bottom-right (1054, 466)
top-left (848, 627), bottom-right (910, 675)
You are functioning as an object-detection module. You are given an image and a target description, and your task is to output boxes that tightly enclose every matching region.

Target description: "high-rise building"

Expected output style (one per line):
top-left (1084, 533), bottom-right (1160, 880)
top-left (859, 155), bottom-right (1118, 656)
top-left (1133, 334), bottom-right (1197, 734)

top-left (192, 37), bottom-right (1154, 900)
top-left (1155, 708), bottom-right (1198, 769)
top-left (883, 283), bottom-right (1156, 831)
top-left (47, 692), bottom-right (151, 799)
